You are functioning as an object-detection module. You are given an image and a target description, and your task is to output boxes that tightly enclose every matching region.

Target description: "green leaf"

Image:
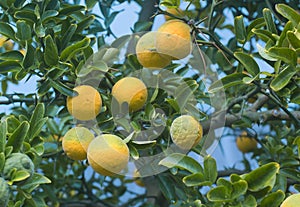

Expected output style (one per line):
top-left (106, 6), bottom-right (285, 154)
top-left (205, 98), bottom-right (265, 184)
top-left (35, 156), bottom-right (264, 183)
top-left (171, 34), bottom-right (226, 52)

top-left (60, 37), bottom-right (90, 61)
top-left (263, 8), bottom-right (277, 34)
top-left (243, 195), bottom-right (257, 207)
top-left (267, 47), bottom-right (297, 65)
top-left (41, 10), bottom-right (59, 22)
top-left (234, 15), bottom-right (246, 44)
top-left (59, 5), bottom-right (85, 15)
top-left (0, 50), bottom-right (23, 62)
top-left (208, 73), bottom-right (248, 93)
top-left (85, 0), bottom-right (98, 10)
top-left (76, 15), bottom-right (95, 33)
top-left (159, 153), bottom-right (203, 174)
top-left (231, 180), bottom-right (248, 199)
top-left (182, 173), bottom-right (210, 187)
top-left (291, 89), bottom-right (300, 104)
top-left (44, 35), bottom-right (59, 66)
top-left (260, 190), bottom-right (285, 207)
top-left (157, 174), bottom-right (176, 201)
top-left (277, 21), bottom-right (293, 47)
top-left (0, 61), bottom-right (22, 73)
top-left (256, 43), bottom-right (277, 61)
top-left (128, 144), bottom-right (139, 160)
top-left (133, 21), bottom-right (153, 33)
top-left (15, 20), bottom-right (32, 41)
top-left (23, 41), bottom-right (35, 68)
top-left (204, 156), bottom-right (217, 183)
top-left (28, 103), bottom-right (47, 140)
top-left (14, 10), bottom-right (37, 23)
top-left (160, 0), bottom-right (180, 8)
top-left (48, 79), bottom-right (75, 97)
top-left (246, 17), bottom-right (265, 40)
top-left (234, 52), bottom-right (260, 76)
top-left (275, 4), bottom-right (300, 27)
top-left (243, 162), bottom-right (280, 192)
top-left (270, 66), bottom-right (296, 91)
top-left (61, 24), bottom-right (77, 51)
top-left (0, 22), bottom-right (16, 40)
top-left (0, 152), bottom-right (5, 171)
top-left (6, 121), bottom-right (30, 152)
top-left (287, 31), bottom-right (300, 49)
top-left (20, 173), bottom-right (51, 193)
top-left (252, 29), bottom-right (276, 42)
top-left (207, 186), bottom-right (231, 202)
top-left (11, 170), bottom-right (31, 183)
top-left (0, 120), bottom-right (7, 153)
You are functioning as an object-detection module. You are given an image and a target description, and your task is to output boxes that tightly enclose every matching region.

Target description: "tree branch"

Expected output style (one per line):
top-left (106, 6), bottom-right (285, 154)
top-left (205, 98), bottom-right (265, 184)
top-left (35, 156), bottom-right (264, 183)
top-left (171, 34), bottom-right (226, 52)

top-left (202, 110), bottom-right (300, 134)
top-left (138, 0), bottom-right (159, 27)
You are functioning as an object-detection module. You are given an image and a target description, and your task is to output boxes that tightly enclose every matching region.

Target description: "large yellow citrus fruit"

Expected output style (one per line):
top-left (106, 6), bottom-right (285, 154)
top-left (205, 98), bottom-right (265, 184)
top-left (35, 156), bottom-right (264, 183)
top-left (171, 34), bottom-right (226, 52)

top-left (67, 85), bottom-right (102, 121)
top-left (164, 8), bottom-right (185, 21)
top-left (281, 193), bottom-right (300, 207)
top-left (236, 131), bottom-right (258, 153)
top-left (112, 77), bottom-right (148, 112)
top-left (136, 32), bottom-right (172, 69)
top-left (87, 134), bottom-right (130, 176)
top-left (170, 115), bottom-right (203, 149)
top-left (62, 127), bottom-right (94, 160)
top-left (156, 20), bottom-right (192, 60)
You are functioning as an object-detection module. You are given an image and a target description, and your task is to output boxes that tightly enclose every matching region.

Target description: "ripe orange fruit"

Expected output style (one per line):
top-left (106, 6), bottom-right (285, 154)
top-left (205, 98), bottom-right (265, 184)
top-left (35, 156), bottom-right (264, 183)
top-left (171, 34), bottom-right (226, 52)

top-left (281, 193), bottom-right (300, 207)
top-left (136, 32), bottom-right (172, 69)
top-left (62, 127), bottom-right (94, 160)
top-left (236, 131), bottom-right (258, 153)
top-left (170, 115), bottom-right (203, 149)
top-left (156, 20), bottom-right (192, 60)
top-left (67, 85), bottom-right (102, 121)
top-left (87, 134), bottom-right (129, 176)
top-left (111, 77), bottom-right (148, 112)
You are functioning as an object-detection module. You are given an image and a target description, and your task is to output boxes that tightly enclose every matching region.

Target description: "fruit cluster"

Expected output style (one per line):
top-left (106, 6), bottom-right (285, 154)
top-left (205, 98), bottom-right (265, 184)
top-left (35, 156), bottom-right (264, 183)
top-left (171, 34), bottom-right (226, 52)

top-left (62, 19), bottom-right (203, 177)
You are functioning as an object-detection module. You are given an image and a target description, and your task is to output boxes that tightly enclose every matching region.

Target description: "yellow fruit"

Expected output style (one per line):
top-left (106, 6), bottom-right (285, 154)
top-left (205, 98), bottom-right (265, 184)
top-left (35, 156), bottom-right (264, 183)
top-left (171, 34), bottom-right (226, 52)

top-left (281, 193), bottom-right (300, 207)
top-left (112, 77), bottom-right (148, 112)
top-left (62, 127), bottom-right (94, 160)
top-left (164, 8), bottom-right (185, 20)
top-left (0, 36), bottom-right (13, 50)
top-left (67, 85), bottom-right (102, 121)
top-left (87, 134), bottom-right (129, 176)
top-left (236, 131), bottom-right (258, 153)
top-left (136, 32), bottom-right (172, 69)
top-left (170, 115), bottom-right (203, 149)
top-left (156, 20), bottom-right (192, 60)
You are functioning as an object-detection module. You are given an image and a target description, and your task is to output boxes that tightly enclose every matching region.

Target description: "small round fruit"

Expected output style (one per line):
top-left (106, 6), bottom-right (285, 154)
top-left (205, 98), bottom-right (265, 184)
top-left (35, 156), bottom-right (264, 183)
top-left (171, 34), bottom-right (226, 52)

top-left (281, 193), bottom-right (300, 207)
top-left (0, 36), bottom-right (13, 51)
top-left (236, 131), bottom-right (258, 153)
top-left (170, 115), bottom-right (203, 149)
top-left (67, 85), bottom-right (102, 121)
top-left (3, 153), bottom-right (34, 180)
top-left (136, 32), bottom-right (172, 69)
top-left (112, 77), bottom-right (148, 112)
top-left (0, 177), bottom-right (9, 207)
top-left (62, 127), bottom-right (94, 161)
top-left (87, 134), bottom-right (130, 176)
top-left (156, 20), bottom-right (192, 60)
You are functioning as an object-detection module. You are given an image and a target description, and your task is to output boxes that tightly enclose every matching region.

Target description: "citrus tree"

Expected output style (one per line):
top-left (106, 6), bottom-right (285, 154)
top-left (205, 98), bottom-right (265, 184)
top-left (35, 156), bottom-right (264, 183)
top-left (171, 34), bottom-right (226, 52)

top-left (0, 0), bottom-right (300, 206)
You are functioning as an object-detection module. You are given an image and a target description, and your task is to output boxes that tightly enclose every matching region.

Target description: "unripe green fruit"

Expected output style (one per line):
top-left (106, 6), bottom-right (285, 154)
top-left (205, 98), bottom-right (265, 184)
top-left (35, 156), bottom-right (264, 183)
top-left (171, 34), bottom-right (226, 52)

top-left (0, 177), bottom-right (9, 207)
top-left (3, 153), bottom-right (34, 180)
